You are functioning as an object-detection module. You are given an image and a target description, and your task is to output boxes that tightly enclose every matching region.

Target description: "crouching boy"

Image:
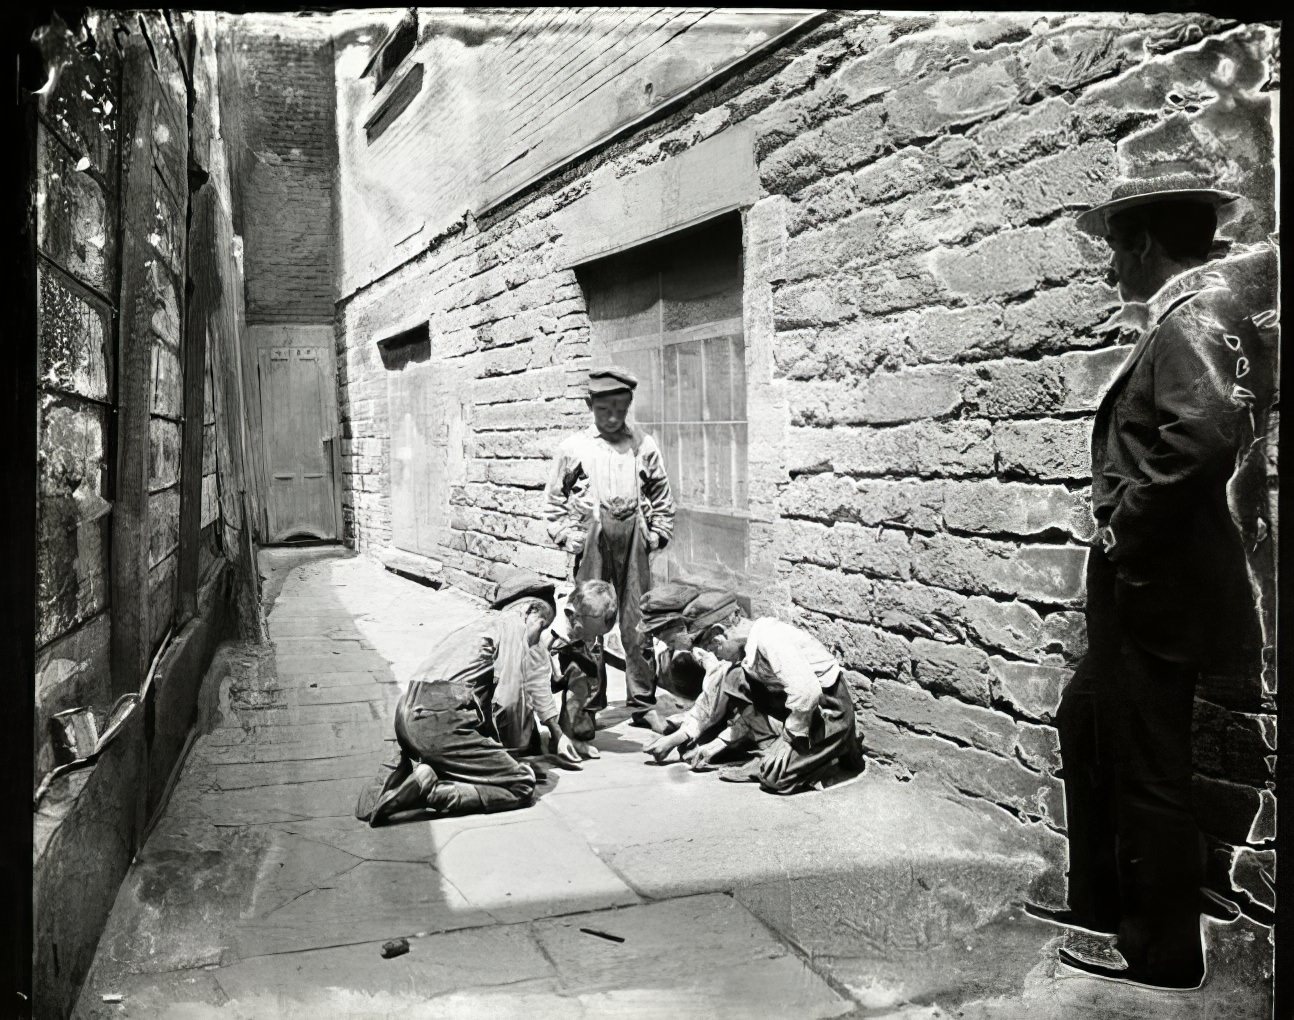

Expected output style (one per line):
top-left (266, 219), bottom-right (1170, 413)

top-left (646, 613), bottom-right (865, 794)
top-left (356, 573), bottom-right (617, 827)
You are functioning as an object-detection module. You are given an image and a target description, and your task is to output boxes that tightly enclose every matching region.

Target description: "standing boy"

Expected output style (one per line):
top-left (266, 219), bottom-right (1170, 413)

top-left (543, 367), bottom-right (676, 733)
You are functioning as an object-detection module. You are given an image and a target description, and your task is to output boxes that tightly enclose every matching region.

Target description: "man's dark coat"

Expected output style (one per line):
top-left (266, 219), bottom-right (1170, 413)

top-left (1089, 254), bottom-right (1273, 673)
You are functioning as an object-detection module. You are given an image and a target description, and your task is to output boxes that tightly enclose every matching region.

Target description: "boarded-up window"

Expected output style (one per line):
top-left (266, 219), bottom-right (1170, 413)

top-left (579, 214), bottom-right (747, 587)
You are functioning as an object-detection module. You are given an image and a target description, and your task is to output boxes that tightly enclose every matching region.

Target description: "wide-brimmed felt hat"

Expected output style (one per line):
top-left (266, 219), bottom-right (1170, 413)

top-left (1075, 173), bottom-right (1240, 238)
top-left (587, 367), bottom-right (639, 397)
top-left (490, 569), bottom-right (557, 610)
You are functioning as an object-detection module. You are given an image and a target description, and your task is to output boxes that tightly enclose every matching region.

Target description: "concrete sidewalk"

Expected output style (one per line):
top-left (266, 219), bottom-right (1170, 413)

top-left (74, 548), bottom-right (1271, 1019)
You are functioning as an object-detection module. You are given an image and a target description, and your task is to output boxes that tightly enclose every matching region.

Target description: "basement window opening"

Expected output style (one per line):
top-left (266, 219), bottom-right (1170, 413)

top-left (378, 322), bottom-right (431, 371)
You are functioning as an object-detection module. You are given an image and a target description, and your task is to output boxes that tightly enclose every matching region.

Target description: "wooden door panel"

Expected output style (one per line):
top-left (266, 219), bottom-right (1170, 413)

top-left (259, 346), bottom-right (337, 541)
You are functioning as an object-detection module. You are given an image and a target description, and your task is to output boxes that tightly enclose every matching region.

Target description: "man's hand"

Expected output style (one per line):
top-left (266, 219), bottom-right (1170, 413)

top-left (563, 532), bottom-right (586, 554)
top-left (646, 530), bottom-right (661, 552)
top-left (760, 737), bottom-right (797, 784)
top-left (644, 730), bottom-right (688, 763)
top-left (1097, 525), bottom-right (1117, 555)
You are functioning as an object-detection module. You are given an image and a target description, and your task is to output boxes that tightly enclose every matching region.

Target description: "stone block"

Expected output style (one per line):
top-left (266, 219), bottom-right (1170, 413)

top-left (785, 420), bottom-right (994, 479)
top-left (799, 611), bottom-right (912, 680)
top-left (989, 658), bottom-right (1069, 723)
top-left (509, 542), bottom-right (568, 579)
top-left (861, 676), bottom-right (1018, 759)
top-left (781, 520), bottom-right (913, 581)
top-left (929, 222), bottom-right (1100, 303)
top-left (787, 365), bottom-right (966, 427)
top-left (912, 533), bottom-right (1088, 605)
top-left (1192, 700), bottom-right (1275, 786)
top-left (911, 638), bottom-right (993, 707)
top-left (148, 488), bottom-right (181, 568)
top-left (1059, 346), bottom-right (1132, 412)
top-left (1230, 847), bottom-right (1275, 914)
top-left (960, 596), bottom-right (1045, 660)
top-left (993, 418), bottom-right (1093, 482)
top-left (1040, 611), bottom-right (1087, 664)
top-left (941, 480), bottom-right (1095, 542)
top-left (1001, 281), bottom-right (1122, 356)
top-left (1015, 721), bottom-right (1060, 773)
top-left (867, 581), bottom-right (966, 645)
top-left (787, 562), bottom-right (873, 623)
top-left (778, 475), bottom-right (945, 531)
top-left (1194, 775), bottom-right (1275, 848)
top-left (963, 360), bottom-right (1066, 419)
top-left (863, 717), bottom-right (1061, 825)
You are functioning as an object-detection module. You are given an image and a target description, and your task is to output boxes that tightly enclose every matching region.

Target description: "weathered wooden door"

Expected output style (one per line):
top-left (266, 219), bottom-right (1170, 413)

top-left (258, 346), bottom-right (338, 541)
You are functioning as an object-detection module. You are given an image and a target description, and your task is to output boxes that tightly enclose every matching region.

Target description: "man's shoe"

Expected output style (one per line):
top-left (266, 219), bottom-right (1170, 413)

top-left (1023, 902), bottom-right (1117, 936)
top-left (717, 758), bottom-right (763, 783)
top-left (630, 709), bottom-right (670, 735)
top-left (1057, 947), bottom-right (1205, 990)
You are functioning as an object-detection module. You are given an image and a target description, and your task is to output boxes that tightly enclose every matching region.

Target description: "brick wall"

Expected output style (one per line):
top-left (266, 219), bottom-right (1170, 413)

top-left (220, 16), bottom-right (337, 323)
top-left (334, 12), bottom-right (1279, 914)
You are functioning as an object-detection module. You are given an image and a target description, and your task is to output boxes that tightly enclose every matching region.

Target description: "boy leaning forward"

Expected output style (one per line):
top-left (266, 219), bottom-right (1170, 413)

top-left (543, 367), bottom-right (676, 733)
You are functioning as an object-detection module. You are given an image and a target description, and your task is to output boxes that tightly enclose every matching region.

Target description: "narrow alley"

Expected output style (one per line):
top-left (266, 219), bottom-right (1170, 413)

top-left (71, 549), bottom-right (1269, 1018)
top-left (23, 7), bottom-right (1280, 1018)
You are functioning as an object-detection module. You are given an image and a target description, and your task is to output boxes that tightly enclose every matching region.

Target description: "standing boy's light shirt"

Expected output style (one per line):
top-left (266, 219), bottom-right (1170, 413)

top-left (543, 425), bottom-right (674, 551)
top-left (741, 618), bottom-right (841, 739)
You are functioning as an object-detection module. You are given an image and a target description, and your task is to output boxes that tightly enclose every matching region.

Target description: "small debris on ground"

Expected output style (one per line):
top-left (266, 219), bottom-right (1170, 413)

top-left (579, 927), bottom-right (625, 943)
top-left (101, 993), bottom-right (123, 1003)
top-left (381, 938), bottom-right (410, 959)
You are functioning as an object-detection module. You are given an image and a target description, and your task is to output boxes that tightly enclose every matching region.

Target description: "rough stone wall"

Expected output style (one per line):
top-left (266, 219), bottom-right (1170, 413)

top-left (219, 17), bottom-right (337, 324)
top-left (334, 11), bottom-right (1278, 913)
top-left (32, 11), bottom-right (262, 1014)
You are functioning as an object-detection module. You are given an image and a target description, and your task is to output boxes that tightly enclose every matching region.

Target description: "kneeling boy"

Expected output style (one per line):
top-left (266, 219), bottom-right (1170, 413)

top-left (646, 613), bottom-right (865, 793)
top-left (357, 573), bottom-right (617, 826)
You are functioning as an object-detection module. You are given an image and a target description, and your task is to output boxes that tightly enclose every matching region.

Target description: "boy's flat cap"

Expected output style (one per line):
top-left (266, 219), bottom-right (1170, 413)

top-left (587, 367), bottom-right (639, 396)
top-left (490, 569), bottom-right (557, 610)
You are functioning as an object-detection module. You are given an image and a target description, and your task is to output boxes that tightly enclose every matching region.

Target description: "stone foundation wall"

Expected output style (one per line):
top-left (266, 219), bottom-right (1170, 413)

top-left (335, 12), bottom-right (1278, 915)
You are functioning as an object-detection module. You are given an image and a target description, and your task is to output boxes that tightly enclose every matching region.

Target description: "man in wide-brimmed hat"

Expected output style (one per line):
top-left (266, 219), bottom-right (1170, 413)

top-left (355, 571), bottom-right (618, 826)
top-left (1027, 173), bottom-right (1274, 990)
top-left (543, 367), bottom-right (677, 734)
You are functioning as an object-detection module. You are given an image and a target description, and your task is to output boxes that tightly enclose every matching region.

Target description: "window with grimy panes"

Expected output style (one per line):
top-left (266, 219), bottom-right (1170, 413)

top-left (577, 214), bottom-right (748, 587)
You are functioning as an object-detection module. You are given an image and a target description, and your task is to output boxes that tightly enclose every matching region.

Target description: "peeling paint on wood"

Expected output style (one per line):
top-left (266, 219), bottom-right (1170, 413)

top-left (149, 488), bottom-right (182, 567)
top-left (149, 418), bottom-right (181, 491)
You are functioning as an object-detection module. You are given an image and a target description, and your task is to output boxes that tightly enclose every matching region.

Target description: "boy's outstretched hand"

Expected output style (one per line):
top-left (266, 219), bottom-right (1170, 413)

top-left (644, 729), bottom-right (689, 763)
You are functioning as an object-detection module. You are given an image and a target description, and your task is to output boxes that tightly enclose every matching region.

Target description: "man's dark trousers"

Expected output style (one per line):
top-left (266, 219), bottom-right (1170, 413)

top-left (1056, 547), bottom-right (1204, 979)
